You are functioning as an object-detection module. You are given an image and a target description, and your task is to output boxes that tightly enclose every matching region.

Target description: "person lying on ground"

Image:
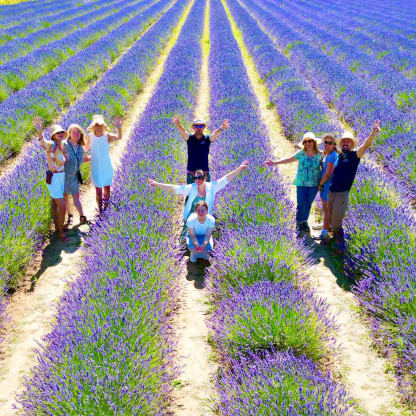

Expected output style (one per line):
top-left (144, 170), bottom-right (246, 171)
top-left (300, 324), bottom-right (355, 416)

top-left (327, 121), bottom-right (381, 254)
top-left (313, 133), bottom-right (339, 243)
top-left (264, 132), bottom-right (322, 234)
top-left (172, 115), bottom-right (230, 184)
top-left (147, 160), bottom-right (249, 221)
top-left (63, 124), bottom-right (91, 226)
top-left (34, 117), bottom-right (69, 242)
top-left (84, 114), bottom-right (122, 215)
top-left (186, 201), bottom-right (215, 263)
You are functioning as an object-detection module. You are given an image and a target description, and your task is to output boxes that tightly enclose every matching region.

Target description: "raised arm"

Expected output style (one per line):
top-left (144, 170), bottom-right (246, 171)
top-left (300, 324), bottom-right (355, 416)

top-left (263, 155), bottom-right (297, 166)
top-left (107, 116), bottom-right (123, 143)
top-left (356, 120), bottom-right (381, 158)
top-left (210, 119), bottom-right (230, 142)
top-left (172, 115), bottom-right (189, 141)
top-left (84, 134), bottom-right (91, 152)
top-left (33, 116), bottom-right (47, 149)
top-left (147, 178), bottom-right (177, 193)
top-left (225, 160), bottom-right (249, 182)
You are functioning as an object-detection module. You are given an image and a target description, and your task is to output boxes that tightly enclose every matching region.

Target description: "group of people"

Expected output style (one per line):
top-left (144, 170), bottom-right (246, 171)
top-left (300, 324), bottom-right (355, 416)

top-left (35, 115), bottom-right (122, 241)
top-left (37, 111), bottom-right (380, 259)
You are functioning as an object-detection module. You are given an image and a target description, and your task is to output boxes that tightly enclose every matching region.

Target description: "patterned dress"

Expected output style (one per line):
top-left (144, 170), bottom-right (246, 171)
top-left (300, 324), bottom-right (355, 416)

top-left (63, 141), bottom-right (85, 195)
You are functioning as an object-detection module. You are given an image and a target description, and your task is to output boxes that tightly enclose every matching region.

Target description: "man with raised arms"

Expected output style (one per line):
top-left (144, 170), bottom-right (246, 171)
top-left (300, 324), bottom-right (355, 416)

top-left (327, 120), bottom-right (381, 253)
top-left (172, 115), bottom-right (230, 184)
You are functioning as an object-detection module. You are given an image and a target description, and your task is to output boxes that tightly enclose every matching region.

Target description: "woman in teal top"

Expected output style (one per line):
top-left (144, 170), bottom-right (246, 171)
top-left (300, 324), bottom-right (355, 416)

top-left (264, 132), bottom-right (322, 233)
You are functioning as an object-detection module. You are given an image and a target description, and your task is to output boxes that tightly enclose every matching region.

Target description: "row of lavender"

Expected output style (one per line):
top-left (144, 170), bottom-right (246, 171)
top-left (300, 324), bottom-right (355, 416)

top-left (228, 0), bottom-right (416, 405)
top-left (249, 0), bottom-right (416, 192)
top-left (0, 0), bottom-right (164, 163)
top-left (16, 0), bottom-right (203, 412)
top-left (205, 0), bottom-right (355, 413)
top-left (0, 0), bottom-right (183, 331)
top-left (0, 0), bottom-right (115, 48)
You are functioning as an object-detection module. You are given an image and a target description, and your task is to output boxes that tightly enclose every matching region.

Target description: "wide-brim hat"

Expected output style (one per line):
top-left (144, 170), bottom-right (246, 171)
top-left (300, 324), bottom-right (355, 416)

top-left (88, 114), bottom-right (108, 132)
top-left (297, 131), bottom-right (321, 148)
top-left (336, 131), bottom-right (359, 149)
top-left (50, 124), bottom-right (68, 139)
top-left (192, 117), bottom-right (206, 126)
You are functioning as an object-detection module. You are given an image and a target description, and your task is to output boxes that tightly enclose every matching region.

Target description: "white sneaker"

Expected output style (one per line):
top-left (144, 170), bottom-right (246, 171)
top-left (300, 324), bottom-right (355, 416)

top-left (312, 223), bottom-right (323, 230)
top-left (189, 252), bottom-right (197, 263)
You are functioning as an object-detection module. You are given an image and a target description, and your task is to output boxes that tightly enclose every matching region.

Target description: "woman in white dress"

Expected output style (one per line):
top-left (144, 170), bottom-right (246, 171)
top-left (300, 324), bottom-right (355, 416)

top-left (84, 115), bottom-right (122, 214)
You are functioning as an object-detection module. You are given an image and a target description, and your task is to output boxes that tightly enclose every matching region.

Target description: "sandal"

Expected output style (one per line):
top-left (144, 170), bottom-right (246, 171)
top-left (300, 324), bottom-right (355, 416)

top-left (67, 214), bottom-right (74, 225)
top-left (79, 215), bottom-right (90, 225)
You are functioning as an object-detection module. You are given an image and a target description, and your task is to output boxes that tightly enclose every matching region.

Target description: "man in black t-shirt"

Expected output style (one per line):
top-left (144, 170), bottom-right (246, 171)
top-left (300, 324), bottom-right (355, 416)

top-left (327, 121), bottom-right (381, 253)
top-left (172, 115), bottom-right (230, 183)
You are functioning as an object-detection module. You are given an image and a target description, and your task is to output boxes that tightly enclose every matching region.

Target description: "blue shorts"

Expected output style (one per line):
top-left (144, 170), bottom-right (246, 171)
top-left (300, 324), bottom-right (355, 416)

top-left (320, 184), bottom-right (330, 202)
top-left (186, 234), bottom-right (213, 251)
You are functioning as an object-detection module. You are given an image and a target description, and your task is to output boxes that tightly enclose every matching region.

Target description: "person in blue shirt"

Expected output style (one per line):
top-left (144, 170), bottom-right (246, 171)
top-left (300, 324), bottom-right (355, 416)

top-left (172, 115), bottom-right (230, 184)
top-left (313, 134), bottom-right (339, 243)
top-left (328, 121), bottom-right (381, 254)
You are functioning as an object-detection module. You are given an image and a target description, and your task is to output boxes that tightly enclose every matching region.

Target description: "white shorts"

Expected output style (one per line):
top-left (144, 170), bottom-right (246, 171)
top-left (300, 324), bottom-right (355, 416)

top-left (47, 172), bottom-right (65, 199)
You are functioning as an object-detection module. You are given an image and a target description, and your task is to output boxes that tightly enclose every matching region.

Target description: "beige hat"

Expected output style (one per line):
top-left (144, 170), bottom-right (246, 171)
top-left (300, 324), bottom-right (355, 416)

top-left (336, 131), bottom-right (359, 149)
top-left (192, 117), bottom-right (206, 126)
top-left (50, 124), bottom-right (68, 139)
top-left (297, 132), bottom-right (321, 148)
top-left (88, 114), bottom-right (108, 132)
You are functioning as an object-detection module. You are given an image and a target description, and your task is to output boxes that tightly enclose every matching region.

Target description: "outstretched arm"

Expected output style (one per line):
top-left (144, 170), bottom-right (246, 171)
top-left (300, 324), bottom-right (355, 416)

top-left (225, 160), bottom-right (249, 182)
top-left (147, 178), bottom-right (177, 193)
top-left (172, 115), bottom-right (189, 141)
top-left (357, 120), bottom-right (381, 158)
top-left (210, 119), bottom-right (230, 142)
top-left (264, 156), bottom-right (296, 166)
top-left (107, 116), bottom-right (123, 143)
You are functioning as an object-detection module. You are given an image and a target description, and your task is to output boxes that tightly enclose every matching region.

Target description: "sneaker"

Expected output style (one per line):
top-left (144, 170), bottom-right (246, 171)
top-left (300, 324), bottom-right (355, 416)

top-left (189, 252), bottom-right (197, 263)
top-left (200, 252), bottom-right (209, 260)
top-left (302, 222), bottom-right (311, 232)
top-left (312, 222), bottom-right (323, 230)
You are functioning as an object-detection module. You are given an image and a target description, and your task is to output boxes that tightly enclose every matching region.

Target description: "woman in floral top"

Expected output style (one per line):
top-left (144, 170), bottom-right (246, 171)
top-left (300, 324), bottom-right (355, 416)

top-left (264, 132), bottom-right (322, 233)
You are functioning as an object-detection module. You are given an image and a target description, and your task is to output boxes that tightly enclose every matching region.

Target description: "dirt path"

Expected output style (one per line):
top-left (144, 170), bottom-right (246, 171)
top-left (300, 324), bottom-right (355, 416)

top-left (222, 1), bottom-right (407, 414)
top-left (169, 1), bottom-right (217, 414)
top-left (0, 4), bottom-right (193, 411)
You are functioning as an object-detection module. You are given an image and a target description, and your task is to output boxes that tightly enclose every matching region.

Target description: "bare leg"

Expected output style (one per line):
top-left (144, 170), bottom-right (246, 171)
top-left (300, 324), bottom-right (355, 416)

top-left (322, 199), bottom-right (330, 231)
top-left (51, 198), bottom-right (58, 230)
top-left (103, 185), bottom-right (111, 211)
top-left (54, 198), bottom-right (67, 240)
top-left (64, 193), bottom-right (72, 216)
top-left (95, 187), bottom-right (103, 214)
top-left (72, 193), bottom-right (84, 217)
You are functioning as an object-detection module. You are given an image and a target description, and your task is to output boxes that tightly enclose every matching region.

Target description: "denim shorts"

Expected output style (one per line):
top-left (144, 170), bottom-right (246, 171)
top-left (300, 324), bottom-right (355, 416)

top-left (186, 234), bottom-right (213, 251)
top-left (320, 183), bottom-right (330, 202)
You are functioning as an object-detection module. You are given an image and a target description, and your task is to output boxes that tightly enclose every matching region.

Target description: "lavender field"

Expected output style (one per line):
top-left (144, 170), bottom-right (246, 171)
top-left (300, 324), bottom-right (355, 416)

top-left (0, 0), bottom-right (415, 414)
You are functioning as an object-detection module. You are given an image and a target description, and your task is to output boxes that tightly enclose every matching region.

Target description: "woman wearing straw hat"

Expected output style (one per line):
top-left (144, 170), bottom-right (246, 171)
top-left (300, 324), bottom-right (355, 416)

top-left (264, 132), bottom-right (323, 233)
top-left (328, 121), bottom-right (381, 254)
top-left (63, 124), bottom-right (91, 226)
top-left (84, 115), bottom-right (122, 214)
top-left (34, 117), bottom-right (69, 241)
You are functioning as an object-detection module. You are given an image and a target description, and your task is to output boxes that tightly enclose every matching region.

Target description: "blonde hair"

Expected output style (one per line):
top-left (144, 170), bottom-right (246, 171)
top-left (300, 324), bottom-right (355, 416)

top-left (302, 138), bottom-right (320, 154)
top-left (67, 124), bottom-right (86, 146)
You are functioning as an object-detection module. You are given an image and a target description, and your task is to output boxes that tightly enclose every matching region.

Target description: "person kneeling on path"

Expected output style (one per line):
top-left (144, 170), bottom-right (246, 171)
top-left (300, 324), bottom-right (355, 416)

top-left (147, 160), bottom-right (248, 221)
top-left (172, 115), bottom-right (230, 183)
top-left (328, 121), bottom-right (381, 254)
top-left (186, 201), bottom-right (214, 262)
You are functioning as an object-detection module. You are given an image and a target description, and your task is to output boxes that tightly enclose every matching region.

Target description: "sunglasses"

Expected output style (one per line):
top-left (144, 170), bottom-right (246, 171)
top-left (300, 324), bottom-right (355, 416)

top-left (193, 176), bottom-right (204, 180)
top-left (56, 131), bottom-right (65, 134)
top-left (324, 141), bottom-right (334, 145)
top-left (303, 139), bottom-right (314, 144)
top-left (193, 124), bottom-right (205, 129)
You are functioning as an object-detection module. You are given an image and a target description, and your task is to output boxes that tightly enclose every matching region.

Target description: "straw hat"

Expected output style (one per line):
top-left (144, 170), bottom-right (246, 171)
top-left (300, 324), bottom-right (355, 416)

top-left (336, 131), bottom-right (359, 149)
top-left (88, 114), bottom-right (108, 132)
top-left (50, 124), bottom-right (68, 139)
top-left (297, 132), bottom-right (321, 148)
top-left (192, 117), bottom-right (206, 126)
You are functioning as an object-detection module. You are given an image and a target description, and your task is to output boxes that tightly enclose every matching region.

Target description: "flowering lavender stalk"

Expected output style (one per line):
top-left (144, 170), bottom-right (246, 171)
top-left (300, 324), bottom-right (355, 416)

top-left (0, 0), bottom-right (168, 162)
top-left (216, 349), bottom-right (357, 415)
top-left (0, 0), bottom-right (186, 328)
top-left (17, 0), bottom-right (206, 412)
